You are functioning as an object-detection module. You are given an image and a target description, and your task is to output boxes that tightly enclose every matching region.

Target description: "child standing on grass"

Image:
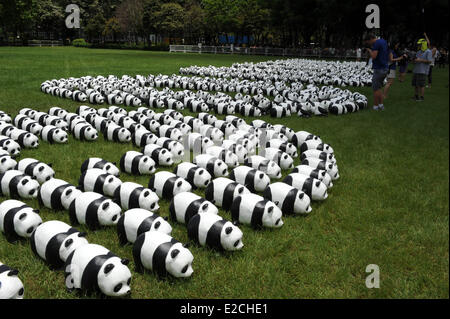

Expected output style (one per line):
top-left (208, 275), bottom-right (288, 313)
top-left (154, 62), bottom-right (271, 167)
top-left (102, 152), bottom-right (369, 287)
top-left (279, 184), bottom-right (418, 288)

top-left (412, 38), bottom-right (433, 101)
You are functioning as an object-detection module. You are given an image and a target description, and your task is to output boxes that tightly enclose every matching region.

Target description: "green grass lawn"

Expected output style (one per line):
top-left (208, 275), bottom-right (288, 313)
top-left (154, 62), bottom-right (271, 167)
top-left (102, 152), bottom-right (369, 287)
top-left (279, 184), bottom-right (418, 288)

top-left (0, 46), bottom-right (448, 299)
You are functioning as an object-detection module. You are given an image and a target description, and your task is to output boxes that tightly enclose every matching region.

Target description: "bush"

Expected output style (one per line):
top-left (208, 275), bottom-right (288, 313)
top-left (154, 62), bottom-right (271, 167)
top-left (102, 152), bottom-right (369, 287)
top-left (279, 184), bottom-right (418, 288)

top-left (72, 38), bottom-right (90, 47)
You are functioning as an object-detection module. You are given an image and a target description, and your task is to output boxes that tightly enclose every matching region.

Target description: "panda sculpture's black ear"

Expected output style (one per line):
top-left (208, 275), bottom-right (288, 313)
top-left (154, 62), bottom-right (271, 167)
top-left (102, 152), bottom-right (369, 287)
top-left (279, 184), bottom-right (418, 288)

top-left (33, 209), bottom-right (40, 214)
top-left (163, 216), bottom-right (168, 221)
top-left (183, 243), bottom-right (190, 248)
top-left (121, 259), bottom-right (129, 266)
top-left (47, 163), bottom-right (53, 167)
top-left (8, 269), bottom-right (19, 276)
top-left (104, 263), bottom-right (115, 274)
top-left (78, 232), bottom-right (87, 237)
top-left (232, 220), bottom-right (240, 226)
top-left (171, 249), bottom-right (180, 259)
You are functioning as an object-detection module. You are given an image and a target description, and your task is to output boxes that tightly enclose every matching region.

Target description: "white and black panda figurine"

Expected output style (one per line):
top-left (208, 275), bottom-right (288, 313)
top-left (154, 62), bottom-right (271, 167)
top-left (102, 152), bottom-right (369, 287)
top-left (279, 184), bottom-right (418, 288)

top-left (0, 136), bottom-right (21, 157)
top-left (0, 199), bottom-right (42, 242)
top-left (9, 129), bottom-right (39, 149)
top-left (169, 192), bottom-right (218, 224)
top-left (300, 149), bottom-right (336, 164)
top-left (14, 114), bottom-right (43, 135)
top-left (0, 150), bottom-right (17, 173)
top-left (38, 178), bottom-right (82, 211)
top-left (133, 231), bottom-right (194, 278)
top-left (230, 193), bottom-right (284, 228)
top-left (263, 182), bottom-right (312, 215)
top-left (283, 173), bottom-right (328, 201)
top-left (72, 123), bottom-right (98, 141)
top-left (205, 146), bottom-right (239, 168)
top-left (229, 166), bottom-right (270, 193)
top-left (183, 116), bottom-right (203, 132)
top-left (103, 123), bottom-right (131, 143)
top-left (199, 125), bottom-right (224, 144)
top-left (148, 171), bottom-right (192, 200)
top-left (173, 162), bottom-right (211, 189)
top-left (0, 170), bottom-right (40, 199)
top-left (69, 192), bottom-right (122, 230)
top-left (266, 139), bottom-right (298, 158)
top-left (78, 168), bottom-right (122, 197)
top-left (158, 125), bottom-right (183, 142)
top-left (156, 137), bottom-right (184, 163)
top-left (262, 148), bottom-right (294, 170)
top-left (193, 154), bottom-right (228, 178)
top-left (187, 133), bottom-right (214, 153)
top-left (299, 140), bottom-right (334, 155)
top-left (0, 111), bottom-right (12, 123)
top-left (16, 158), bottom-right (55, 184)
top-left (142, 144), bottom-right (174, 167)
top-left (205, 177), bottom-right (250, 210)
top-left (291, 165), bottom-right (333, 188)
top-left (117, 209), bottom-right (172, 245)
top-left (81, 158), bottom-right (120, 177)
top-left (41, 125), bottom-right (68, 144)
top-left (301, 157), bottom-right (339, 180)
top-left (119, 151), bottom-right (156, 175)
top-left (30, 220), bottom-right (88, 269)
top-left (0, 262), bottom-right (24, 299)
top-left (291, 131), bottom-right (322, 148)
top-left (113, 182), bottom-right (159, 212)
top-left (132, 129), bottom-right (158, 147)
top-left (187, 213), bottom-right (244, 251)
top-left (244, 155), bottom-right (282, 179)
top-left (64, 243), bottom-right (131, 297)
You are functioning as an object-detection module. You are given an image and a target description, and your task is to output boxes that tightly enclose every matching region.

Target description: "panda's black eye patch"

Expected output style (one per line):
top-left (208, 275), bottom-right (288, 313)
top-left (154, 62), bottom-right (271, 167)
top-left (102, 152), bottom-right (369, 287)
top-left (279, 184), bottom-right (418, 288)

top-left (113, 283), bottom-right (122, 293)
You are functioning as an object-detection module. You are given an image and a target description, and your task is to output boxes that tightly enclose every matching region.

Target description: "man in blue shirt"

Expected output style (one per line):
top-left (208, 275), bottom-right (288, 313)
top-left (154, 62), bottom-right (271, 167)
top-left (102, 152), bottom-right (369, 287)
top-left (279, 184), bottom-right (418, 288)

top-left (365, 34), bottom-right (389, 111)
top-left (412, 38), bottom-right (433, 101)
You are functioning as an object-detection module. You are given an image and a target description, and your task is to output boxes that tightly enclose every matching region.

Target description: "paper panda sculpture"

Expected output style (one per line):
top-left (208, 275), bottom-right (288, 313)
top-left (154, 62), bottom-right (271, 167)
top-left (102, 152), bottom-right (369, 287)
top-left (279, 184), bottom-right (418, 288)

top-left (72, 123), bottom-right (98, 141)
top-left (132, 129), bottom-right (158, 147)
top-left (142, 144), bottom-right (174, 167)
top-left (283, 173), bottom-right (328, 201)
top-left (291, 165), bottom-right (333, 188)
top-left (169, 192), bottom-right (218, 224)
top-left (244, 155), bottom-right (282, 179)
top-left (300, 140), bottom-right (334, 155)
top-left (9, 129), bottom-right (39, 149)
top-left (69, 192), bottom-right (122, 230)
top-left (65, 243), bottom-right (131, 297)
top-left (117, 209), bottom-right (172, 245)
top-left (0, 111), bottom-right (12, 123)
top-left (114, 182), bottom-right (159, 212)
top-left (300, 149), bottom-right (336, 164)
top-left (229, 166), bottom-right (270, 193)
top-left (199, 125), bottom-right (224, 144)
top-left (0, 170), bottom-right (40, 199)
top-left (193, 154), bottom-right (228, 178)
top-left (156, 137), bottom-right (184, 163)
top-left (205, 146), bottom-right (239, 168)
top-left (0, 136), bottom-right (21, 157)
top-left (301, 157), bottom-right (339, 180)
top-left (0, 199), bottom-right (42, 242)
top-left (230, 193), bottom-right (284, 228)
top-left (0, 151), bottom-right (17, 173)
top-left (158, 125), bottom-right (183, 142)
top-left (78, 168), bottom-right (122, 197)
top-left (266, 139), bottom-right (298, 158)
top-left (183, 116), bottom-right (203, 132)
top-left (38, 178), bottom-right (82, 211)
top-left (173, 162), bottom-right (211, 189)
top-left (48, 106), bottom-right (68, 118)
top-left (41, 125), bottom-right (68, 144)
top-left (222, 140), bottom-right (248, 164)
top-left (187, 212), bottom-right (244, 251)
top-left (30, 220), bottom-right (88, 269)
top-left (133, 231), bottom-right (194, 278)
top-left (16, 158), bottom-right (55, 184)
top-left (187, 133), bottom-right (214, 153)
top-left (205, 177), bottom-right (250, 210)
top-left (263, 182), bottom-right (312, 215)
top-left (119, 151), bottom-right (156, 175)
top-left (262, 148), bottom-right (294, 170)
top-left (81, 158), bottom-right (120, 177)
top-left (291, 131), bottom-right (322, 148)
top-left (148, 171), bottom-right (192, 200)
top-left (14, 114), bottom-right (43, 135)
top-left (0, 262), bottom-right (24, 299)
top-left (103, 123), bottom-right (131, 143)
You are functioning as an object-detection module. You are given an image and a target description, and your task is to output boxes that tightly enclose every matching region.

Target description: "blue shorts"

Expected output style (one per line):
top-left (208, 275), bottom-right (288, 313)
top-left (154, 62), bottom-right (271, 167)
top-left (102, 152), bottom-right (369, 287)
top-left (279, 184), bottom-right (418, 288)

top-left (372, 69), bottom-right (388, 91)
top-left (399, 63), bottom-right (408, 73)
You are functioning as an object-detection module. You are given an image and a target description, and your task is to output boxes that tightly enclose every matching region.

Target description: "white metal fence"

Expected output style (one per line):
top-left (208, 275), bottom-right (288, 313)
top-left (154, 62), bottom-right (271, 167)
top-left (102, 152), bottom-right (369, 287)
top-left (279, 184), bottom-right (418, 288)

top-left (170, 45), bottom-right (359, 59)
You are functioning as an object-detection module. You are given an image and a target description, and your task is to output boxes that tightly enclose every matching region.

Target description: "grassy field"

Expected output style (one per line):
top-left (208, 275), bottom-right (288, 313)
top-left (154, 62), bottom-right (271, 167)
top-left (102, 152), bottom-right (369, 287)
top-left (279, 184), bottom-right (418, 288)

top-left (0, 46), bottom-right (448, 299)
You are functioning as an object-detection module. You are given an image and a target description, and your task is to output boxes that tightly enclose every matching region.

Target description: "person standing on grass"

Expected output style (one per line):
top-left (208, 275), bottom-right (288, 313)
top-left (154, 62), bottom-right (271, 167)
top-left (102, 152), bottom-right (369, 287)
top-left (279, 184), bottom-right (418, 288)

top-left (412, 38), bottom-right (433, 101)
top-left (383, 43), bottom-right (404, 99)
top-left (423, 33), bottom-right (437, 88)
top-left (365, 33), bottom-right (389, 111)
top-left (398, 45), bottom-right (410, 82)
